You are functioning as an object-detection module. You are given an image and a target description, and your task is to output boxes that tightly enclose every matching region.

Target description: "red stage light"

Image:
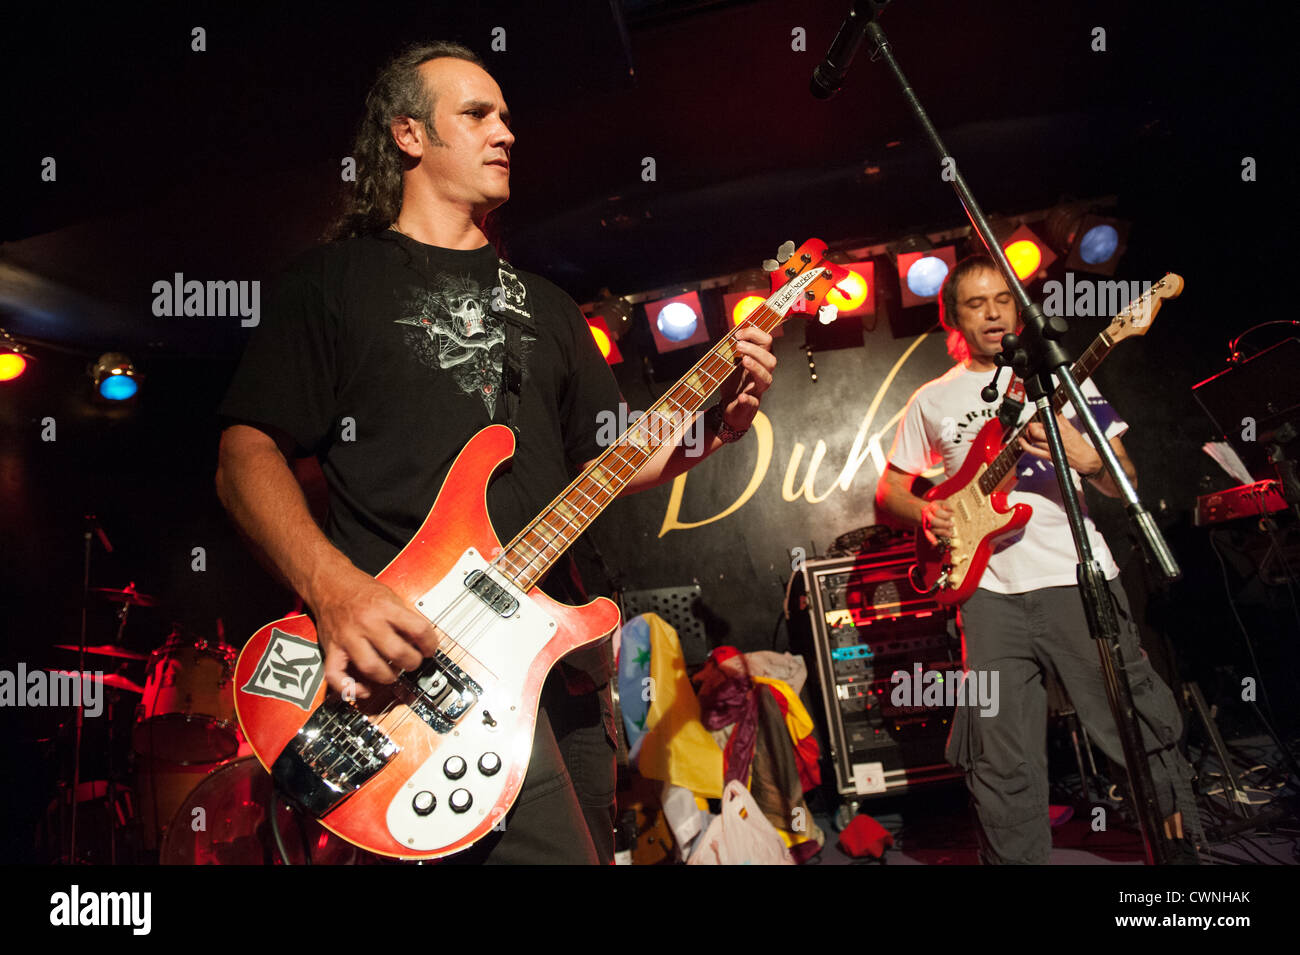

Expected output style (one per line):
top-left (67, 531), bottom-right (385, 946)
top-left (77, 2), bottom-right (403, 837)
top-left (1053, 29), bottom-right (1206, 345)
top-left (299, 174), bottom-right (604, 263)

top-left (731, 294), bottom-right (765, 325)
top-left (0, 352), bottom-right (26, 381)
top-left (826, 262), bottom-right (875, 317)
top-left (722, 290), bottom-right (783, 336)
top-left (1001, 223), bottom-right (1057, 280)
top-left (1005, 240), bottom-right (1041, 280)
top-left (586, 315), bottom-right (623, 364)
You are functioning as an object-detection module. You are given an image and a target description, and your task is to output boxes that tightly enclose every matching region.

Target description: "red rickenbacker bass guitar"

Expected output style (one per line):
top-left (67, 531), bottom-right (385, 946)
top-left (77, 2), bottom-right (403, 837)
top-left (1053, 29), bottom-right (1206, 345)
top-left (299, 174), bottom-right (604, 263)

top-left (910, 273), bottom-right (1183, 604)
top-left (233, 240), bottom-right (849, 859)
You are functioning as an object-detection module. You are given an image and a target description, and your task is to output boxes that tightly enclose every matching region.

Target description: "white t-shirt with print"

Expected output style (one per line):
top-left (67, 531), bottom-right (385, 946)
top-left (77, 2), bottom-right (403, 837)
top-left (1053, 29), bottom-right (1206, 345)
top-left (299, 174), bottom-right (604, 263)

top-left (887, 363), bottom-right (1127, 594)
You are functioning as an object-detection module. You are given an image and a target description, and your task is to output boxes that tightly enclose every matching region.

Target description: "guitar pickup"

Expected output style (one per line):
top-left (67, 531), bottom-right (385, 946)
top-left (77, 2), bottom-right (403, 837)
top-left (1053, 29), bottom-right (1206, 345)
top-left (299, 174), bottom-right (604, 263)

top-left (396, 651), bottom-right (483, 734)
top-left (464, 569), bottom-right (519, 617)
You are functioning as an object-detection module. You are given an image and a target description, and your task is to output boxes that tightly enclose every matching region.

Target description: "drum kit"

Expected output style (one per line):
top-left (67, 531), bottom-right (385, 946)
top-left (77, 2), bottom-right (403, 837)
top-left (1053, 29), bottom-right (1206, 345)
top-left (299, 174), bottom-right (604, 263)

top-left (46, 582), bottom-right (369, 865)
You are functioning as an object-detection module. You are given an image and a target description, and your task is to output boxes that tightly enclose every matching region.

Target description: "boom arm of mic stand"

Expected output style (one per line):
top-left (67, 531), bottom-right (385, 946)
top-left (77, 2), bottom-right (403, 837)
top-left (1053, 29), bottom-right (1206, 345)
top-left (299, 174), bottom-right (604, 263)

top-left (864, 17), bottom-right (1181, 586)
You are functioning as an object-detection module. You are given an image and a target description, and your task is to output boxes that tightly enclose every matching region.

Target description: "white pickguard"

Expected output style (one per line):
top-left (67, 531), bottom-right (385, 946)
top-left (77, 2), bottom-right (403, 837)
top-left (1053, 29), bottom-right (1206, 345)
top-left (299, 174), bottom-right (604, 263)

top-left (386, 548), bottom-right (556, 851)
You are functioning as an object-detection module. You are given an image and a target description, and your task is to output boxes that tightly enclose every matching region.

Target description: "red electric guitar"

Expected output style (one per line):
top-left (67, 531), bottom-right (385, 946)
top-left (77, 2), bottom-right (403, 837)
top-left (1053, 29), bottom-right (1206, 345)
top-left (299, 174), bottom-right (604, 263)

top-left (910, 273), bottom-right (1183, 604)
top-left (233, 240), bottom-right (849, 859)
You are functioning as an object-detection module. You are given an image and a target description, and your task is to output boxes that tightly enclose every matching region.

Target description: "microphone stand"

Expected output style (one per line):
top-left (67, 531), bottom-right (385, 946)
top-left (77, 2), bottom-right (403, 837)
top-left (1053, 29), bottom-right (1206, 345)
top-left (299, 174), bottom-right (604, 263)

top-left (827, 3), bottom-right (1184, 864)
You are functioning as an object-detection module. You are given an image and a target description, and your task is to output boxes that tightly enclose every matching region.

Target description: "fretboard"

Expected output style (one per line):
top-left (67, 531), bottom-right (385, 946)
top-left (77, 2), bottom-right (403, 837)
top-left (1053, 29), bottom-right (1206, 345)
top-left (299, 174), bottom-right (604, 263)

top-left (976, 330), bottom-right (1114, 494)
top-left (494, 303), bottom-right (785, 591)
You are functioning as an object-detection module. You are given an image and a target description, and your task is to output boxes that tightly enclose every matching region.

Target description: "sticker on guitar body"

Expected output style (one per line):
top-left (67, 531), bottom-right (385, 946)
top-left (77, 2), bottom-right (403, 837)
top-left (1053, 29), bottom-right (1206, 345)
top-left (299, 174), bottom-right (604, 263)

top-left (241, 630), bottom-right (325, 709)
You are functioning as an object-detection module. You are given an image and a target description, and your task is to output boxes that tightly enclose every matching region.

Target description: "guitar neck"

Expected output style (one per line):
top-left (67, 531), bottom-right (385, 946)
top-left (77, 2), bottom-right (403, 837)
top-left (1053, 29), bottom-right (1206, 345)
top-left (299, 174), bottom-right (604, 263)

top-left (495, 303), bottom-right (785, 592)
top-left (977, 330), bottom-right (1114, 493)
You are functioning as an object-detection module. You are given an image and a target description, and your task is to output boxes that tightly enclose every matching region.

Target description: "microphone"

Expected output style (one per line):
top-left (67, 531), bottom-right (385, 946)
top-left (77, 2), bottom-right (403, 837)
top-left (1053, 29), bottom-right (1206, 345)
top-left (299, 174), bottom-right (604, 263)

top-left (810, 1), bottom-right (888, 99)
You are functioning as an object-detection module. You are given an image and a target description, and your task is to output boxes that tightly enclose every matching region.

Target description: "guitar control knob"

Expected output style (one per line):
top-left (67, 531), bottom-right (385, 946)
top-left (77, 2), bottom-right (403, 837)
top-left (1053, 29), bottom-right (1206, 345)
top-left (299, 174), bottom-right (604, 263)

top-left (443, 755), bottom-right (467, 779)
top-left (412, 791), bottom-right (436, 815)
top-left (449, 788), bottom-right (473, 813)
top-left (478, 752), bottom-right (501, 776)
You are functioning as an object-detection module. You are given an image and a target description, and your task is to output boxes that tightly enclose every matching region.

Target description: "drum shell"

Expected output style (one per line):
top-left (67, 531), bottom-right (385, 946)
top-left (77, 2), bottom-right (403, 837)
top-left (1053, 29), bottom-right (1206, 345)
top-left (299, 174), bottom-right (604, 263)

top-left (159, 756), bottom-right (361, 865)
top-left (134, 639), bottom-right (238, 764)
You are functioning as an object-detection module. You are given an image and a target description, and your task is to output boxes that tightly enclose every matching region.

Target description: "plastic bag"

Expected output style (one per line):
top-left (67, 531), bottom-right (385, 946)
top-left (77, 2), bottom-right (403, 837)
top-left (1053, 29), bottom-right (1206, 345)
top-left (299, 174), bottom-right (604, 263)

top-left (687, 780), bottom-right (794, 865)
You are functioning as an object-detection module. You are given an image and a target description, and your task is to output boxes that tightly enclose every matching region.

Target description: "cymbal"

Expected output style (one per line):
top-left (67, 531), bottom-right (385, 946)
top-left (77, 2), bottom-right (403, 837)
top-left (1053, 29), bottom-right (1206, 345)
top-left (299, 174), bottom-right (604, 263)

top-left (90, 584), bottom-right (156, 607)
top-left (54, 643), bottom-right (148, 661)
top-left (45, 669), bottom-right (145, 695)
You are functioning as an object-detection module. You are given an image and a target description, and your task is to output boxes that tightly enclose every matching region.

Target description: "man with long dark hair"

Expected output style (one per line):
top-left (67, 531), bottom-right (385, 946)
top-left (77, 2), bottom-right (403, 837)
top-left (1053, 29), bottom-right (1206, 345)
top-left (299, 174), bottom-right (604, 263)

top-left (215, 42), bottom-right (776, 863)
top-left (875, 254), bottom-right (1200, 863)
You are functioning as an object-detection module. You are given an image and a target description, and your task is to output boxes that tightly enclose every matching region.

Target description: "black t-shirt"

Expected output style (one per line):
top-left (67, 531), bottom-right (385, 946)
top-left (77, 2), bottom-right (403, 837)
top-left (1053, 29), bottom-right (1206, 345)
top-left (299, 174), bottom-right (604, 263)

top-left (219, 230), bottom-right (622, 580)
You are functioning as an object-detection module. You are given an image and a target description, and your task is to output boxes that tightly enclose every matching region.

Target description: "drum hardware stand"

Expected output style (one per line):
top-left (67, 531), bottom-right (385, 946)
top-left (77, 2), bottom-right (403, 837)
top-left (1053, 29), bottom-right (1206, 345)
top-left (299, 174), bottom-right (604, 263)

top-left (70, 515), bottom-right (101, 863)
top-left (70, 515), bottom-right (141, 864)
top-left (812, 0), bottom-right (1184, 863)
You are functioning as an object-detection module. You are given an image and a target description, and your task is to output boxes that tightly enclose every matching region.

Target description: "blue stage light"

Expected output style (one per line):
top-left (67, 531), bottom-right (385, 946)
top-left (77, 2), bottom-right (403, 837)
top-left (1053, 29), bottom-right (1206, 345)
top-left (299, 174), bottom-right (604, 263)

top-left (906, 256), bottom-right (950, 298)
top-left (657, 301), bottom-right (699, 341)
top-left (1079, 224), bottom-right (1120, 265)
top-left (99, 373), bottom-right (138, 400)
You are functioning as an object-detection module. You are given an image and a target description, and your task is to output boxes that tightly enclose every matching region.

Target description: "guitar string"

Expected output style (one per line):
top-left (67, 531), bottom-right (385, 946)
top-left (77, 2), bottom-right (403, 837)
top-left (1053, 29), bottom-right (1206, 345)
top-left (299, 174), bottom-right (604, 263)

top-left (314, 265), bottom-right (860, 780)
top-left (316, 270), bottom-right (826, 772)
top-left (351, 318), bottom-right (758, 756)
top-left (307, 396), bottom-right (679, 777)
top-left (313, 394), bottom-right (707, 780)
top-left (304, 279), bottom-right (810, 783)
top-left (974, 281), bottom-right (1166, 501)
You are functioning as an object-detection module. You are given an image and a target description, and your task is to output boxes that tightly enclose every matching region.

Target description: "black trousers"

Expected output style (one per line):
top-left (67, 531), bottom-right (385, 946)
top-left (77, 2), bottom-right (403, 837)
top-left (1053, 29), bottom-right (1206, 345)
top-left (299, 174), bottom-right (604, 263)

top-left (946, 579), bottom-right (1194, 864)
top-left (441, 671), bottom-right (618, 865)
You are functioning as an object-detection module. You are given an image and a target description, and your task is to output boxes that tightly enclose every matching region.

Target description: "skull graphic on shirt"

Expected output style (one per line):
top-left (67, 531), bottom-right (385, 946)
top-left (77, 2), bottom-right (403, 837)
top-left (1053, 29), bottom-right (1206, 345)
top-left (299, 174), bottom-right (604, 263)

top-left (396, 273), bottom-right (506, 414)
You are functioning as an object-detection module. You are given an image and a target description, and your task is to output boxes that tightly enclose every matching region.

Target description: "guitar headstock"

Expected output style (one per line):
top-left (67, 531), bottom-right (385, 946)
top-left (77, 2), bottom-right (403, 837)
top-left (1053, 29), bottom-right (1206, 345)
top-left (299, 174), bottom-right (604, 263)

top-left (1106, 272), bottom-right (1184, 343)
top-left (753, 239), bottom-right (852, 327)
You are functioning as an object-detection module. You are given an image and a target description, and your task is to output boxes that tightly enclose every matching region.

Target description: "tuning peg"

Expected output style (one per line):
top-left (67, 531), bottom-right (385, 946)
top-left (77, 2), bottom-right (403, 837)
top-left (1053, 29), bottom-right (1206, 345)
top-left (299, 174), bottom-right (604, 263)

top-left (761, 259), bottom-right (779, 272)
top-left (776, 240), bottom-right (796, 264)
top-left (817, 304), bottom-right (838, 325)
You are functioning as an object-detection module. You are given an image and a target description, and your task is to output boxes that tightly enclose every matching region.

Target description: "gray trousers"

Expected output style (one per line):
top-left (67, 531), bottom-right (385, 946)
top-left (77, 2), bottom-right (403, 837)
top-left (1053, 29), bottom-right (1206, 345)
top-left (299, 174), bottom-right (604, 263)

top-left (945, 579), bottom-right (1196, 864)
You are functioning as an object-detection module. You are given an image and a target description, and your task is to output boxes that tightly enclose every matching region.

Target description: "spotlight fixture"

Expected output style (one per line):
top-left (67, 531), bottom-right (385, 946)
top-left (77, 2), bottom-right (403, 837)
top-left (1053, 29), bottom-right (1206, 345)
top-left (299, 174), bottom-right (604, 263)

top-left (587, 289), bottom-right (634, 341)
top-left (723, 269), bottom-right (782, 335)
top-left (896, 246), bottom-right (957, 307)
top-left (825, 261), bottom-right (875, 320)
top-left (585, 314), bottom-right (624, 365)
top-left (1065, 215), bottom-right (1129, 274)
top-left (1048, 208), bottom-right (1130, 276)
top-left (725, 291), bottom-right (768, 327)
top-left (1001, 223), bottom-right (1057, 281)
top-left (91, 352), bottom-right (139, 401)
top-left (645, 291), bottom-right (708, 354)
top-left (0, 328), bottom-right (29, 382)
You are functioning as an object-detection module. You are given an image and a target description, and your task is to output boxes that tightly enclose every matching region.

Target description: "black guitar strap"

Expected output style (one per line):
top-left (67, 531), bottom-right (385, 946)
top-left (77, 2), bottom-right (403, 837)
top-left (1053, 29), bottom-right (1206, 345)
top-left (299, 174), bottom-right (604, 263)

top-left (998, 373), bottom-right (1027, 432)
top-left (494, 258), bottom-right (536, 433)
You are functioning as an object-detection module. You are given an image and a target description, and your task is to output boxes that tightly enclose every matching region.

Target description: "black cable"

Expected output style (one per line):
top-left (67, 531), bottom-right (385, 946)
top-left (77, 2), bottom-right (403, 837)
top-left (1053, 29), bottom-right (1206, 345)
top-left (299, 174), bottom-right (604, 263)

top-left (268, 789), bottom-right (293, 865)
top-left (294, 808), bottom-right (315, 865)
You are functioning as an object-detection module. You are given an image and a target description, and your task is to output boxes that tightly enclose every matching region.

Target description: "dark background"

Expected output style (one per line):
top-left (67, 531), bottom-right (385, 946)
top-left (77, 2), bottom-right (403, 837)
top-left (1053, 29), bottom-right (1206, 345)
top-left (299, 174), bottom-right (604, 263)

top-left (2, 0), bottom-right (1298, 859)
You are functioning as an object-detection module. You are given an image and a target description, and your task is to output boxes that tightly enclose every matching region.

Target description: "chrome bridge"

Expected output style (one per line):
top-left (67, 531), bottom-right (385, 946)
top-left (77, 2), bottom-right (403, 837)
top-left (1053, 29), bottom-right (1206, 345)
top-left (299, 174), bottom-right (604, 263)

top-left (271, 651), bottom-right (484, 818)
top-left (272, 698), bottom-right (398, 817)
